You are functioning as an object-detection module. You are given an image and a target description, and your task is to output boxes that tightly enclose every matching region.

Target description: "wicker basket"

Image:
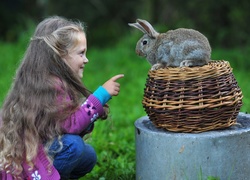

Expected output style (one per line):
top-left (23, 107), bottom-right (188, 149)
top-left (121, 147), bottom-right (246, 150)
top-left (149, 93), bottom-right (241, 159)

top-left (142, 60), bottom-right (243, 133)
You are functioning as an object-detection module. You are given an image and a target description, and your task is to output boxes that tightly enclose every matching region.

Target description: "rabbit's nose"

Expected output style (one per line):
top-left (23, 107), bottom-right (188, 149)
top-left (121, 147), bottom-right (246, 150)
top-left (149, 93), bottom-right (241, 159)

top-left (136, 49), bottom-right (142, 56)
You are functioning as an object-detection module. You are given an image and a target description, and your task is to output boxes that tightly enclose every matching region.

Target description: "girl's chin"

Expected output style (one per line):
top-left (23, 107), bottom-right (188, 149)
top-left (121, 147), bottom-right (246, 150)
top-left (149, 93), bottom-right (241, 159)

top-left (78, 69), bottom-right (84, 78)
top-left (78, 74), bottom-right (83, 78)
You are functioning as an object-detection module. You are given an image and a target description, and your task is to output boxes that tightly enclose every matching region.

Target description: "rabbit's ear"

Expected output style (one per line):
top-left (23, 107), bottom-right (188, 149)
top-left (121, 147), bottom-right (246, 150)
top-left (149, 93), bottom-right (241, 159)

top-left (128, 22), bottom-right (149, 34)
top-left (136, 19), bottom-right (159, 38)
top-left (128, 19), bottom-right (159, 38)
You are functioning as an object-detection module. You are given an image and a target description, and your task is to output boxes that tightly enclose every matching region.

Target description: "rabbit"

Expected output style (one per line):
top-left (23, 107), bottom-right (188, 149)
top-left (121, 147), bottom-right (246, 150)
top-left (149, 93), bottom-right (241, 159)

top-left (128, 19), bottom-right (212, 70)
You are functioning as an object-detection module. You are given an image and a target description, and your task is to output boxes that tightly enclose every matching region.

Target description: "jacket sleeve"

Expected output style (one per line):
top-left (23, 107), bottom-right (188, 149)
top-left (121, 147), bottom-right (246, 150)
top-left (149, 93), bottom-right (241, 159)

top-left (0, 171), bottom-right (14, 180)
top-left (61, 94), bottom-right (104, 134)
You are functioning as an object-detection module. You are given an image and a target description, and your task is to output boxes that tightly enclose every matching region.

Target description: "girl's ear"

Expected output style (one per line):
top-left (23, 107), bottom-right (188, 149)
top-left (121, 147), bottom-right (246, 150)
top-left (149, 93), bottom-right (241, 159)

top-left (61, 57), bottom-right (69, 67)
top-left (62, 57), bottom-right (66, 62)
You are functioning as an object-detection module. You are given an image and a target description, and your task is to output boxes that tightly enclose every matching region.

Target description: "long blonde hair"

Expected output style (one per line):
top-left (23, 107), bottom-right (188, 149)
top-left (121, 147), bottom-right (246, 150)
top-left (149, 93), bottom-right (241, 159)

top-left (0, 16), bottom-right (108, 177)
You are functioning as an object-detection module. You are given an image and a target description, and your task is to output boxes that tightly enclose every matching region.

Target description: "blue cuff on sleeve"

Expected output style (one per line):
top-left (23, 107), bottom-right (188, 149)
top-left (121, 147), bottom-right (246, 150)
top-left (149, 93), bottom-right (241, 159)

top-left (93, 86), bottom-right (111, 105)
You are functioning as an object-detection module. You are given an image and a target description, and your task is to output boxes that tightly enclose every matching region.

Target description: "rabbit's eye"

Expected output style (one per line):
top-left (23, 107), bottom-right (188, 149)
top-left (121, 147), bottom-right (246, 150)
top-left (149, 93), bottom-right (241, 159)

top-left (142, 40), bottom-right (148, 45)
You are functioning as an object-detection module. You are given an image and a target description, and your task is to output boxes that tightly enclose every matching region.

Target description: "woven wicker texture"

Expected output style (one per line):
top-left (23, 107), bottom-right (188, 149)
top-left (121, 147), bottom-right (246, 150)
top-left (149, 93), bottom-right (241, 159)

top-left (142, 60), bottom-right (243, 133)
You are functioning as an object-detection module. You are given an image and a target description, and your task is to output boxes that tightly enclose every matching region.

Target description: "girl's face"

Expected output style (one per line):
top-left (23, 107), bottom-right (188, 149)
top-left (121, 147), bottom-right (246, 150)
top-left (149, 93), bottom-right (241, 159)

top-left (64, 32), bottom-right (88, 79)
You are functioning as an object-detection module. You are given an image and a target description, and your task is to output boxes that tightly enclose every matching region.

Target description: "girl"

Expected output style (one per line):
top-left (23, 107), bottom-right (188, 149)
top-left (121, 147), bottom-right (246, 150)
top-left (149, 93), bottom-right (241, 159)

top-left (0, 16), bottom-right (124, 179)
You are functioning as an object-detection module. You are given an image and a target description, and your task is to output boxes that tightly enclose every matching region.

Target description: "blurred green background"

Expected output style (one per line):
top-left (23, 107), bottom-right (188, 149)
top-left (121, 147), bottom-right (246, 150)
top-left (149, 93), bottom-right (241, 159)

top-left (0, 0), bottom-right (250, 179)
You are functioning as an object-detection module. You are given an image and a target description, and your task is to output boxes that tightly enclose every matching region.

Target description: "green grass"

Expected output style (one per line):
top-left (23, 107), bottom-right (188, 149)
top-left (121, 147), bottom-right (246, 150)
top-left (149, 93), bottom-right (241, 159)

top-left (0, 31), bottom-right (249, 180)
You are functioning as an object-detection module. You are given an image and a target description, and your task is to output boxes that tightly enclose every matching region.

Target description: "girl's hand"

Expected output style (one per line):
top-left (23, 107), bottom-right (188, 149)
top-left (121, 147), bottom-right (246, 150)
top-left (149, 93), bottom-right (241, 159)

top-left (102, 74), bottom-right (124, 96)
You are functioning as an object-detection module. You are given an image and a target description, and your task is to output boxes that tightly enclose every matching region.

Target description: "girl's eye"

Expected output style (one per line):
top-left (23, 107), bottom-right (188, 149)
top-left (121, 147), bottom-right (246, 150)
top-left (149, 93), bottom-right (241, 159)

top-left (79, 51), bottom-right (85, 56)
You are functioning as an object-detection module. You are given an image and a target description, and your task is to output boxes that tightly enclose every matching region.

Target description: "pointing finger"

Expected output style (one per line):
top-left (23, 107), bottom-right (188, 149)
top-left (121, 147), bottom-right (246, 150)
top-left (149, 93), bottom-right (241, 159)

top-left (110, 74), bottom-right (124, 82)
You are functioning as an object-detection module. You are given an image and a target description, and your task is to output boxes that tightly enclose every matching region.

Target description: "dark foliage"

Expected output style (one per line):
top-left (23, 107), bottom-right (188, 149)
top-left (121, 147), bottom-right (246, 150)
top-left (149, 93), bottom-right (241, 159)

top-left (0, 0), bottom-right (249, 48)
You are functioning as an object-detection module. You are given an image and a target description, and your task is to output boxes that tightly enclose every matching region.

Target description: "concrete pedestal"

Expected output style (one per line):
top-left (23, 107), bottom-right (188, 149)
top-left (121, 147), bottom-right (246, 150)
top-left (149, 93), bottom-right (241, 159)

top-left (135, 112), bottom-right (250, 180)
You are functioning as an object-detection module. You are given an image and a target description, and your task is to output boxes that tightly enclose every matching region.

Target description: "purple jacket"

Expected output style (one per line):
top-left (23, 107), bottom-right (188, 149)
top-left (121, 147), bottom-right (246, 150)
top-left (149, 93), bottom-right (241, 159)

top-left (1, 94), bottom-right (104, 180)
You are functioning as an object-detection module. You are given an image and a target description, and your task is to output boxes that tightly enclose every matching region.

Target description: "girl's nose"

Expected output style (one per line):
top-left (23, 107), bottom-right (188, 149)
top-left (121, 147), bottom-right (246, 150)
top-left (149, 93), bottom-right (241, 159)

top-left (83, 57), bottom-right (89, 64)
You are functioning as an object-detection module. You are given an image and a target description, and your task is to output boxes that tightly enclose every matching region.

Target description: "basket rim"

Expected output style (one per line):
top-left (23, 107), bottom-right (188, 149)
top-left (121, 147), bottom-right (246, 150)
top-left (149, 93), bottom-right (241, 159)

top-left (148, 60), bottom-right (232, 81)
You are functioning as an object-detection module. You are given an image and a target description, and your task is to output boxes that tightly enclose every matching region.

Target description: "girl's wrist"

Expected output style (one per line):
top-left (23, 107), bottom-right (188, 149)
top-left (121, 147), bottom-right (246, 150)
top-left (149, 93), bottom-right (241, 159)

top-left (93, 86), bottom-right (111, 106)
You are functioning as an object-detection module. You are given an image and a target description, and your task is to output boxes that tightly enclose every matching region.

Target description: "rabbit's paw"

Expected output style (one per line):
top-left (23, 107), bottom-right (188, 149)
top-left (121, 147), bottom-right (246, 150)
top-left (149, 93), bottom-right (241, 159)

top-left (180, 60), bottom-right (194, 67)
top-left (151, 63), bottom-right (164, 70)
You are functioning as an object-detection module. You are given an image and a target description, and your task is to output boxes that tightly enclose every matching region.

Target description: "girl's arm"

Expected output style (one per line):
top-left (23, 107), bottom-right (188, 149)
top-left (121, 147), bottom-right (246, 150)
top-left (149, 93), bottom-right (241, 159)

top-left (60, 74), bottom-right (124, 134)
top-left (61, 94), bottom-right (104, 134)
